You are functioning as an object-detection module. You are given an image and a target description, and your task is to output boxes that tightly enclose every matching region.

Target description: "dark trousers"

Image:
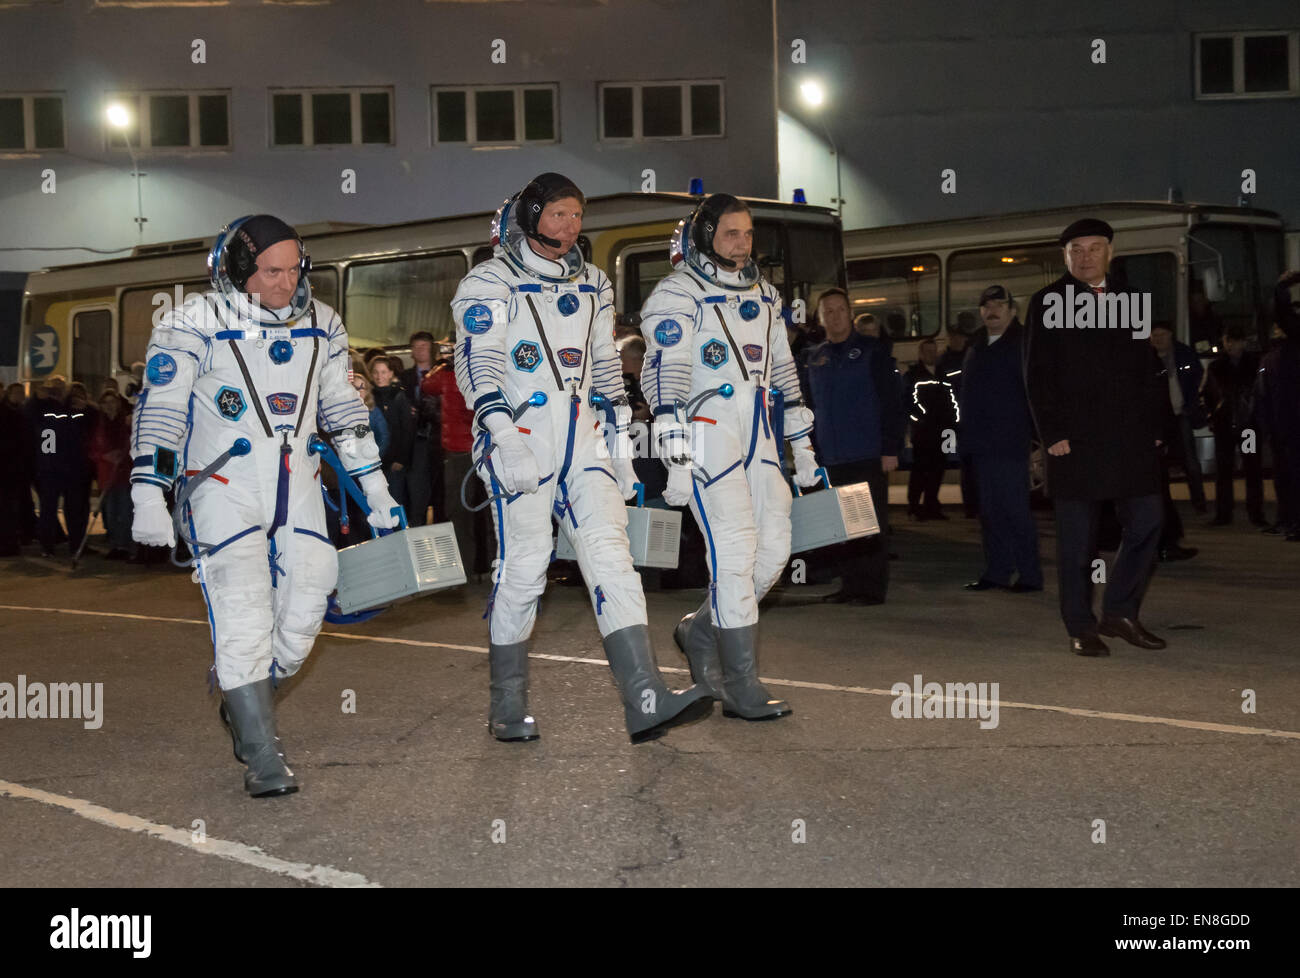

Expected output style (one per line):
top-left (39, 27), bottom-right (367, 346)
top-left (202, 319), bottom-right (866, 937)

top-left (907, 438), bottom-right (945, 514)
top-left (959, 454), bottom-right (979, 516)
top-left (407, 435), bottom-right (437, 526)
top-left (1053, 494), bottom-right (1162, 636)
top-left (444, 450), bottom-right (487, 574)
top-left (1213, 427), bottom-right (1264, 521)
top-left (1178, 414), bottom-right (1206, 507)
top-left (973, 454), bottom-right (1041, 587)
top-left (0, 479), bottom-right (25, 554)
top-left (36, 472), bottom-right (91, 554)
top-left (824, 458), bottom-right (890, 601)
top-left (1273, 436), bottom-right (1300, 531)
top-left (100, 484), bottom-right (134, 551)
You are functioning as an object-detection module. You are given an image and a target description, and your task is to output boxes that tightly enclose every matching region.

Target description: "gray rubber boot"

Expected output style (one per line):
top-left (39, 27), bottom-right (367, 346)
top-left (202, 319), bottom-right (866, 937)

top-left (716, 625), bottom-right (792, 721)
top-left (221, 678), bottom-right (298, 797)
top-left (604, 624), bottom-right (714, 744)
top-left (489, 641), bottom-right (539, 742)
top-left (672, 597), bottom-right (723, 699)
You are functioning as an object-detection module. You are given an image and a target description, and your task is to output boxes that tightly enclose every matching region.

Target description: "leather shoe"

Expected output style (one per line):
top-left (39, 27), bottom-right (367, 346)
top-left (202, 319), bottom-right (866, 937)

top-left (1158, 544), bottom-right (1198, 561)
top-left (1099, 617), bottom-right (1166, 649)
top-left (1070, 632), bottom-right (1110, 656)
top-left (963, 578), bottom-right (1006, 591)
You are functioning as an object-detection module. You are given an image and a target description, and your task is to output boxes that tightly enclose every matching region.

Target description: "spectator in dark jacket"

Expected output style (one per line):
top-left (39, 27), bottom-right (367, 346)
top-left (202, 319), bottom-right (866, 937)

top-left (1203, 325), bottom-right (1264, 526)
top-left (31, 380), bottom-right (96, 557)
top-left (959, 286), bottom-right (1041, 592)
top-left (400, 330), bottom-right (442, 526)
top-left (0, 384), bottom-right (29, 556)
top-left (905, 338), bottom-right (959, 520)
top-left (1257, 271), bottom-right (1300, 541)
top-left (1150, 322), bottom-right (1208, 513)
top-left (369, 356), bottom-right (415, 513)
top-left (1025, 218), bottom-right (1168, 656)
top-left (804, 288), bottom-right (905, 604)
top-left (89, 390), bottom-right (134, 558)
top-left (939, 321), bottom-right (978, 518)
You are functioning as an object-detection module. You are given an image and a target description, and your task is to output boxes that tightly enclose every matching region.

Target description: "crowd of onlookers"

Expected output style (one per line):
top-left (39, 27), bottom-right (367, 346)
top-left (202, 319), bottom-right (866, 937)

top-left (6, 272), bottom-right (1298, 612)
top-left (0, 375), bottom-right (138, 559)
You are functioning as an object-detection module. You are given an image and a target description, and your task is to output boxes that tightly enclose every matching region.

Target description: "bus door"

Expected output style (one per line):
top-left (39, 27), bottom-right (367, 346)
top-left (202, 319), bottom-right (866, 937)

top-left (71, 305), bottom-right (114, 397)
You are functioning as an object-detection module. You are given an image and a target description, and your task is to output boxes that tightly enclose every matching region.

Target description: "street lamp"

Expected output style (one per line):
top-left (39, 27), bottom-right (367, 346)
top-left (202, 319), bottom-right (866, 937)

top-left (798, 78), bottom-right (842, 217)
top-left (106, 101), bottom-right (146, 240)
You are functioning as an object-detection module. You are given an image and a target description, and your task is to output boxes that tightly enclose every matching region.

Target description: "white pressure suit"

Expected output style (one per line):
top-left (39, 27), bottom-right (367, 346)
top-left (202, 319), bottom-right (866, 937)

top-left (638, 196), bottom-right (820, 719)
top-left (130, 291), bottom-right (388, 691)
top-left (449, 174), bottom-right (712, 743)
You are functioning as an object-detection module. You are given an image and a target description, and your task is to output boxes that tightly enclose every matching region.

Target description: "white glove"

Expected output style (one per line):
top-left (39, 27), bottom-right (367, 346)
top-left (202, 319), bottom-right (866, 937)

top-left (610, 403), bottom-right (638, 500)
top-left (131, 482), bottom-right (176, 548)
top-left (791, 437), bottom-right (821, 489)
top-left (663, 462), bottom-right (695, 508)
top-left (358, 470), bottom-right (401, 530)
top-left (483, 412), bottom-right (540, 495)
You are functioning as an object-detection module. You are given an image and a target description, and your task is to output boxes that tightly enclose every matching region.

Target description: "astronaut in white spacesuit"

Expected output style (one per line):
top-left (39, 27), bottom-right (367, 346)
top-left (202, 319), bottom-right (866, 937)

top-left (451, 172), bottom-right (713, 744)
top-left (639, 194), bottom-right (822, 720)
top-left (130, 214), bottom-right (399, 797)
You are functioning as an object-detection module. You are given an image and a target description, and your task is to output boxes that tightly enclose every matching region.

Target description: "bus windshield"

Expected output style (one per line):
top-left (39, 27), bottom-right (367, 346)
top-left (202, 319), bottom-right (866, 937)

top-left (1188, 224), bottom-right (1284, 352)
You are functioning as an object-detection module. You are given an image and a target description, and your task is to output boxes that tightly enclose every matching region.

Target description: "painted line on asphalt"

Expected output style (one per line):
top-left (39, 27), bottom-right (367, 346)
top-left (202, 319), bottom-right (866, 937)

top-left (0, 778), bottom-right (380, 888)
top-left (3, 603), bottom-right (1298, 742)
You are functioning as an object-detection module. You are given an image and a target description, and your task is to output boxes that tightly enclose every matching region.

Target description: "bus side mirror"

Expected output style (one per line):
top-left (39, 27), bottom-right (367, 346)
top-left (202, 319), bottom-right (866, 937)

top-left (1202, 266), bottom-right (1224, 303)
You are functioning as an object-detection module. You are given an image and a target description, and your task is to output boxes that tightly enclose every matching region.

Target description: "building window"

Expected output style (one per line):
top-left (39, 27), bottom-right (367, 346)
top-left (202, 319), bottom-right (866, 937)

top-left (430, 85), bottom-right (557, 145)
top-left (0, 94), bottom-right (65, 151)
top-left (847, 255), bottom-right (942, 340)
top-left (599, 80), bottom-right (724, 140)
top-left (270, 88), bottom-right (393, 147)
top-left (1195, 32), bottom-right (1299, 99)
top-left (105, 91), bottom-right (230, 150)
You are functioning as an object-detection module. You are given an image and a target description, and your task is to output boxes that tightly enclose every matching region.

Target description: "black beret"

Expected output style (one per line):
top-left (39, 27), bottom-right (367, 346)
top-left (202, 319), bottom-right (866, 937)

top-left (1059, 218), bottom-right (1114, 246)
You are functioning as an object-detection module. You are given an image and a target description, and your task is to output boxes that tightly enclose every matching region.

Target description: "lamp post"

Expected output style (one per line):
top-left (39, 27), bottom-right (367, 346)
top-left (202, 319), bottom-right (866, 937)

top-left (799, 79), bottom-right (841, 217)
top-left (106, 102), bottom-right (146, 240)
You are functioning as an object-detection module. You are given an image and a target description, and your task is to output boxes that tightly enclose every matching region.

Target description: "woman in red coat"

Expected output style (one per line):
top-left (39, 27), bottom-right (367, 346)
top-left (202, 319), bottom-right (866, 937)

top-left (89, 390), bottom-right (134, 559)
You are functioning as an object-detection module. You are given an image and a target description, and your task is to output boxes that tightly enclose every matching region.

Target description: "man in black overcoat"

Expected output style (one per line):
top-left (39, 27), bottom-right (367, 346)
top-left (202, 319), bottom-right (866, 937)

top-left (1025, 218), bottom-right (1168, 656)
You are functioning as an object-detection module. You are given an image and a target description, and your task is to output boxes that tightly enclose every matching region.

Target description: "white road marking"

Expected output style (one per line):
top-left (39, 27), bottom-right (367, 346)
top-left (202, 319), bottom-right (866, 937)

top-left (0, 778), bottom-right (380, 888)
top-left (3, 603), bottom-right (1298, 743)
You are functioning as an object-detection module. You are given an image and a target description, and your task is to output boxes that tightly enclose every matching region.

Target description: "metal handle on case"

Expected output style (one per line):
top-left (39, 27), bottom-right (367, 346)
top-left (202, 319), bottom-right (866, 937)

top-left (791, 466), bottom-right (832, 497)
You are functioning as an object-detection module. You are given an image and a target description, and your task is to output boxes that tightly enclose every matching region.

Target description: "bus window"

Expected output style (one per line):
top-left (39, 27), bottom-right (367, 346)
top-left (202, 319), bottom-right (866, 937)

top-left (73, 309), bottom-right (112, 396)
top-left (344, 252), bottom-right (467, 349)
top-left (308, 266), bottom-right (337, 311)
top-left (623, 249), bottom-right (673, 319)
top-left (120, 280), bottom-right (208, 370)
top-left (847, 254), bottom-right (941, 340)
top-left (948, 244), bottom-right (1063, 331)
top-left (1110, 252), bottom-right (1177, 335)
top-left (786, 222), bottom-right (844, 313)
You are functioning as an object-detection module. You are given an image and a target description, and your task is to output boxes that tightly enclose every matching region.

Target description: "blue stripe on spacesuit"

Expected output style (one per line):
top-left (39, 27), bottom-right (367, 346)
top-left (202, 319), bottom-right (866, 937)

top-left (743, 390), bottom-right (763, 470)
top-left (213, 327), bottom-right (329, 341)
top-left (186, 504), bottom-right (220, 672)
top-left (691, 479), bottom-right (722, 627)
top-left (702, 459), bottom-right (741, 487)
top-left (204, 524), bottom-right (261, 558)
top-left (485, 469), bottom-right (506, 623)
top-left (584, 465), bottom-right (617, 487)
top-left (556, 397), bottom-right (580, 488)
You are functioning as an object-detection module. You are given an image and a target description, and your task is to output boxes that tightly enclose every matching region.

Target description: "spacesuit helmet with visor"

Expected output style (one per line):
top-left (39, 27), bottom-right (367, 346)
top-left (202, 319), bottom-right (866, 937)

top-left (490, 172), bottom-right (587, 282)
top-left (207, 214), bottom-right (313, 326)
top-left (670, 192), bottom-right (760, 288)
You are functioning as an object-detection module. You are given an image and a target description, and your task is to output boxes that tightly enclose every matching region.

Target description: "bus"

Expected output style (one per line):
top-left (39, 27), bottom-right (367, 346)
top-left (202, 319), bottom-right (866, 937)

top-left (17, 192), bottom-right (844, 396)
top-left (843, 201), bottom-right (1288, 366)
top-left (843, 201), bottom-right (1289, 480)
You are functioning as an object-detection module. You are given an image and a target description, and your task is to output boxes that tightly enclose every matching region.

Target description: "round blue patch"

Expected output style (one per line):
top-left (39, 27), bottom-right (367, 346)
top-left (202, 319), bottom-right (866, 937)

top-left (268, 340), bottom-right (294, 364)
top-left (557, 293), bottom-right (580, 317)
top-left (463, 304), bottom-right (494, 334)
top-left (654, 319), bottom-right (683, 347)
top-left (146, 352), bottom-right (177, 386)
top-left (739, 299), bottom-right (761, 321)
